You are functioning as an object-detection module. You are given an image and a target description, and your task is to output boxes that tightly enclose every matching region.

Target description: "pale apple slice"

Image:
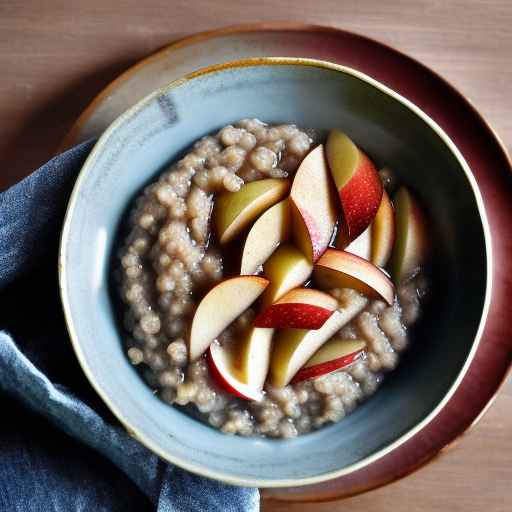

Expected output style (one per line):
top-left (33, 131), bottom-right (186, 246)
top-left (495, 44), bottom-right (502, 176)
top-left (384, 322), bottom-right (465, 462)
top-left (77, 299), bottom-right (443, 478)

top-left (291, 338), bottom-right (366, 383)
top-left (344, 190), bottom-right (395, 267)
top-left (259, 244), bottom-right (313, 309)
top-left (214, 178), bottom-right (290, 244)
top-left (290, 145), bottom-right (337, 262)
top-left (238, 327), bottom-right (274, 389)
top-left (371, 190), bottom-right (395, 267)
top-left (344, 226), bottom-right (371, 260)
top-left (326, 129), bottom-right (383, 244)
top-left (314, 249), bottom-right (395, 305)
top-left (240, 198), bottom-right (291, 275)
top-left (189, 276), bottom-right (269, 361)
top-left (390, 187), bottom-right (429, 284)
top-left (269, 294), bottom-right (367, 387)
top-left (254, 288), bottom-right (338, 329)
top-left (208, 342), bottom-right (264, 401)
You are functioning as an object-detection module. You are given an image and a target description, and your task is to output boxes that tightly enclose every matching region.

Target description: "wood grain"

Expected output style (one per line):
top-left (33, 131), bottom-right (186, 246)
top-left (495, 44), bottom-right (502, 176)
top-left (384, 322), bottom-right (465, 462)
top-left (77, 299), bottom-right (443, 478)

top-left (0, 1), bottom-right (510, 511)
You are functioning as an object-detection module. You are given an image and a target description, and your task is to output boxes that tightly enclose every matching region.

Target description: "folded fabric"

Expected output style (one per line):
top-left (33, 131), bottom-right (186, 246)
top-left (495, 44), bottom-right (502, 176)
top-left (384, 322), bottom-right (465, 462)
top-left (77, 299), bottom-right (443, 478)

top-left (0, 142), bottom-right (259, 512)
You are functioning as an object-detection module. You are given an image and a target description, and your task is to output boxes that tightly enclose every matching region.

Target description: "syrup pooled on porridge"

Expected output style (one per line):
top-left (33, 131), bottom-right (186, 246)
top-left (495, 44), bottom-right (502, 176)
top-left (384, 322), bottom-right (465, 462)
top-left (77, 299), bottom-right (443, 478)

top-left (118, 120), bottom-right (429, 438)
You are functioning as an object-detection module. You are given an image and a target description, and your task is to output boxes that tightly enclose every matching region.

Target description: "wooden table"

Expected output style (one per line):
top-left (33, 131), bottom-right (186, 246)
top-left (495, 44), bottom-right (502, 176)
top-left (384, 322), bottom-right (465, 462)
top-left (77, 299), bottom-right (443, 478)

top-left (0, 1), bottom-right (510, 510)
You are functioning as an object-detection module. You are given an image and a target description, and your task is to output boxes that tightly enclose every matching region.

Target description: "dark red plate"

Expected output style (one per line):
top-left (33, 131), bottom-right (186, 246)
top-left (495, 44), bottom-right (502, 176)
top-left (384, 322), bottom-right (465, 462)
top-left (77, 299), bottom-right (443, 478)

top-left (63, 24), bottom-right (512, 502)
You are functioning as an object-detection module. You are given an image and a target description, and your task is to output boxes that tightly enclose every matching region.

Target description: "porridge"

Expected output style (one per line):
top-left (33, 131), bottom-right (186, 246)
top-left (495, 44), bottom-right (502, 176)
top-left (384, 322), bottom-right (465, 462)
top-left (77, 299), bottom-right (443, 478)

top-left (118, 120), bottom-right (430, 438)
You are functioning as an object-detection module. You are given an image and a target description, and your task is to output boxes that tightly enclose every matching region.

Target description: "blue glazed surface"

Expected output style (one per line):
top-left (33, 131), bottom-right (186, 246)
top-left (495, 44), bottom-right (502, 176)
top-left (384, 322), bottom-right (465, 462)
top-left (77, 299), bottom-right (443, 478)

top-left (59, 59), bottom-right (490, 487)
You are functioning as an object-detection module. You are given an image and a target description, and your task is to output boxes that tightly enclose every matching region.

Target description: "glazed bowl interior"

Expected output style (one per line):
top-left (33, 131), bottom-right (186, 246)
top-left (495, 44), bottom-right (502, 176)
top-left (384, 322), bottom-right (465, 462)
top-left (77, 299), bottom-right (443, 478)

top-left (60, 58), bottom-right (490, 487)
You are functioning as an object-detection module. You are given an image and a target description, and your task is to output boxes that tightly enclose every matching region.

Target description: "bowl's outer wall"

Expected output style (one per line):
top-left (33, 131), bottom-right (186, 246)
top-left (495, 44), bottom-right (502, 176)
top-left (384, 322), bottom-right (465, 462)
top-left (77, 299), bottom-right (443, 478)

top-left (62, 64), bottom-right (487, 483)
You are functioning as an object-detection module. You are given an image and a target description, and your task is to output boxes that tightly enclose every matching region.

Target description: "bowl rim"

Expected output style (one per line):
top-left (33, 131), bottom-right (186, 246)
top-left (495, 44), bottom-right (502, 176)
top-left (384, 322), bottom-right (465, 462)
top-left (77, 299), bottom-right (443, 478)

top-left (59, 56), bottom-right (493, 488)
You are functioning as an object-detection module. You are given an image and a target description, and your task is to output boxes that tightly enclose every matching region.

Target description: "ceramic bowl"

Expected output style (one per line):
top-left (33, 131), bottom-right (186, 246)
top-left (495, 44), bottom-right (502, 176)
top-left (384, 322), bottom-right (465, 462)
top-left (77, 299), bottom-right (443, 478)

top-left (59, 58), bottom-right (491, 487)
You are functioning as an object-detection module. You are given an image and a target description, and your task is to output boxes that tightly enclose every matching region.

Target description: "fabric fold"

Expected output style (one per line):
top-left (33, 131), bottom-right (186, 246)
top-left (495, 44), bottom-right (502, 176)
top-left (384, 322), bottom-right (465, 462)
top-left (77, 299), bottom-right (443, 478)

top-left (0, 143), bottom-right (259, 511)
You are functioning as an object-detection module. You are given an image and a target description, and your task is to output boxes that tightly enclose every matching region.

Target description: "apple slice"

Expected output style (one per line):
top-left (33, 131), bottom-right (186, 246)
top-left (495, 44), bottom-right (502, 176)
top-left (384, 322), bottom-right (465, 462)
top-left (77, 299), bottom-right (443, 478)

top-left (344, 226), bottom-right (371, 260)
top-left (240, 198), bottom-right (291, 275)
top-left (343, 190), bottom-right (395, 267)
top-left (254, 288), bottom-right (338, 329)
top-left (390, 187), bottom-right (429, 284)
top-left (326, 129), bottom-right (383, 244)
top-left (214, 178), bottom-right (290, 244)
top-left (238, 327), bottom-right (274, 389)
top-left (259, 244), bottom-right (313, 309)
top-left (371, 190), bottom-right (395, 267)
top-left (291, 338), bottom-right (366, 383)
top-left (314, 249), bottom-right (395, 305)
top-left (189, 276), bottom-right (269, 361)
top-left (269, 294), bottom-right (367, 387)
top-left (290, 145), bottom-right (337, 262)
top-left (208, 342), bottom-right (264, 401)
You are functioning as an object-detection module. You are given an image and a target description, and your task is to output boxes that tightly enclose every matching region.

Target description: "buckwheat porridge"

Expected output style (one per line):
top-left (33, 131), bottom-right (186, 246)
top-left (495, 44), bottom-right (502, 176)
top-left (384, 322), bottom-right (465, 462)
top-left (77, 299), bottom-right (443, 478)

top-left (117, 119), bottom-right (429, 438)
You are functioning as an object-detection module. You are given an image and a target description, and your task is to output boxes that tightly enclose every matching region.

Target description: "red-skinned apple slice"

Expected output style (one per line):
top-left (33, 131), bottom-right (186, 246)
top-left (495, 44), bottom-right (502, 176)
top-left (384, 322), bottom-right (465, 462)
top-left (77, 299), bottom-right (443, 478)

top-left (214, 178), bottom-right (290, 244)
top-left (269, 293), bottom-right (367, 387)
top-left (240, 198), bottom-right (291, 275)
top-left (290, 145), bottom-right (337, 262)
top-left (314, 249), bottom-right (395, 305)
top-left (208, 342), bottom-right (264, 401)
top-left (291, 338), bottom-right (366, 383)
top-left (189, 276), bottom-right (269, 361)
top-left (326, 129), bottom-right (383, 244)
top-left (259, 244), bottom-right (313, 309)
top-left (390, 187), bottom-right (429, 284)
top-left (344, 190), bottom-right (395, 267)
top-left (254, 288), bottom-right (338, 329)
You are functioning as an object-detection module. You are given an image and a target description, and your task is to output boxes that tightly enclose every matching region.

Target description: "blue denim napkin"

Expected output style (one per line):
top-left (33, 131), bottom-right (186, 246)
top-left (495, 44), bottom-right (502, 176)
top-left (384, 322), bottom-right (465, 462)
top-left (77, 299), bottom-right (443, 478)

top-left (0, 141), bottom-right (259, 512)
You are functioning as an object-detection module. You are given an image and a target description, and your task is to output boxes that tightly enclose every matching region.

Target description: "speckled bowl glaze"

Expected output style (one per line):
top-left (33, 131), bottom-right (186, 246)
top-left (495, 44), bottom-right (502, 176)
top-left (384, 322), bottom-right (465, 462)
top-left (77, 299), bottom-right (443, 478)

top-left (59, 58), bottom-right (491, 487)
